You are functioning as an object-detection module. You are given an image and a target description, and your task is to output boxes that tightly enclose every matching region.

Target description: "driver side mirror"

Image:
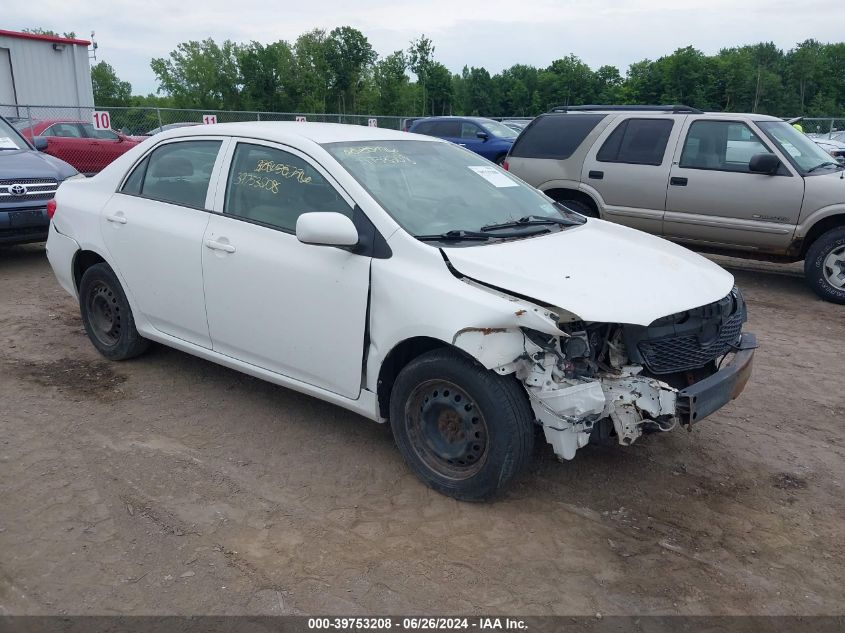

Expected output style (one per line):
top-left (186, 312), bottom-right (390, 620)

top-left (296, 212), bottom-right (359, 248)
top-left (749, 153), bottom-right (781, 175)
top-left (33, 136), bottom-right (48, 151)
top-left (476, 131), bottom-right (489, 140)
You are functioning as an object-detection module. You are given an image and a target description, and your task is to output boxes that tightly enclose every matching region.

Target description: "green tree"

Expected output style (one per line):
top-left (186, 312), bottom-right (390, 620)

top-left (22, 27), bottom-right (77, 39)
top-left (426, 62), bottom-right (453, 115)
top-left (150, 38), bottom-right (242, 109)
top-left (373, 51), bottom-right (410, 115)
top-left (324, 27), bottom-right (377, 113)
top-left (237, 41), bottom-right (296, 112)
top-left (293, 29), bottom-right (330, 112)
top-left (91, 61), bottom-right (131, 107)
top-left (408, 35), bottom-right (435, 115)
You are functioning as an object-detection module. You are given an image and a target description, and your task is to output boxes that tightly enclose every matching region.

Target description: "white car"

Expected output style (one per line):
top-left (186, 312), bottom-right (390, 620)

top-left (45, 123), bottom-right (756, 500)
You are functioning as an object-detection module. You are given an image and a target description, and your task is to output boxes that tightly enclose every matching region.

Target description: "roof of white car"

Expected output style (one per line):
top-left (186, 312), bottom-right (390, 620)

top-left (157, 121), bottom-right (434, 145)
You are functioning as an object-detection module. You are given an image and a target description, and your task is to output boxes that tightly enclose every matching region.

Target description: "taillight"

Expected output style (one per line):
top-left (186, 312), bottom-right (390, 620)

top-left (47, 199), bottom-right (56, 220)
top-left (502, 160), bottom-right (510, 171)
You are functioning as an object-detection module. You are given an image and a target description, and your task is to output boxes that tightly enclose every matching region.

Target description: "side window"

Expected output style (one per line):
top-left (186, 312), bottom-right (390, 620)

top-left (680, 121), bottom-right (772, 172)
top-left (413, 121), bottom-right (433, 134)
top-left (44, 123), bottom-right (83, 138)
top-left (224, 143), bottom-right (351, 232)
top-left (431, 120), bottom-right (461, 137)
top-left (509, 114), bottom-right (606, 160)
top-left (596, 119), bottom-right (673, 166)
top-left (138, 140), bottom-right (222, 208)
top-left (81, 123), bottom-right (119, 140)
top-left (121, 156), bottom-right (149, 195)
top-left (461, 122), bottom-right (481, 139)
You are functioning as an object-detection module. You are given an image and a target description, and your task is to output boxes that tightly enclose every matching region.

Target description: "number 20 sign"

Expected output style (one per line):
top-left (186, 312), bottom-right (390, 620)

top-left (92, 111), bottom-right (111, 130)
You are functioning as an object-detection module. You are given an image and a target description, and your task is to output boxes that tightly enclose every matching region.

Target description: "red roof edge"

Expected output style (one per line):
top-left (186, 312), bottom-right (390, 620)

top-left (0, 29), bottom-right (91, 46)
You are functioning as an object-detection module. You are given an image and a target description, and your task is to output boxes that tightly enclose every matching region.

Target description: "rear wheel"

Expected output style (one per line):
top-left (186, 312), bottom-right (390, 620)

top-left (389, 348), bottom-right (535, 501)
top-left (804, 227), bottom-right (845, 304)
top-left (79, 263), bottom-right (150, 360)
top-left (557, 199), bottom-right (598, 218)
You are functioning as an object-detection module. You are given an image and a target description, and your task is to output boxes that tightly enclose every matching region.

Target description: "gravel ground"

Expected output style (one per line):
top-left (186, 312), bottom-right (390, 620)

top-left (0, 244), bottom-right (843, 616)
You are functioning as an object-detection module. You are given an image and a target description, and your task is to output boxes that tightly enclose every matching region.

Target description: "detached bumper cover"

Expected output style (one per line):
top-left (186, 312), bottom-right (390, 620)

top-left (676, 332), bottom-right (757, 425)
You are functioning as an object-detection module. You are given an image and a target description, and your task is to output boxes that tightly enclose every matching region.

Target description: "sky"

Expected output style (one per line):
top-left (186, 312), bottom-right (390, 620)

top-left (7, 0), bottom-right (845, 96)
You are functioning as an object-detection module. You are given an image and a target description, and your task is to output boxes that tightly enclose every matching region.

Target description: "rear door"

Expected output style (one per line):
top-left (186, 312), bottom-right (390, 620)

top-left (100, 137), bottom-right (228, 348)
top-left (201, 139), bottom-right (371, 398)
top-left (663, 118), bottom-right (804, 251)
top-left (580, 116), bottom-right (681, 234)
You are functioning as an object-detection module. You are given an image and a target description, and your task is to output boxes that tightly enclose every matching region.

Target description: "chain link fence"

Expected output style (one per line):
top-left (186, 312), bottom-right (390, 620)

top-left (1, 103), bottom-right (409, 175)
top-left (4, 102), bottom-right (845, 175)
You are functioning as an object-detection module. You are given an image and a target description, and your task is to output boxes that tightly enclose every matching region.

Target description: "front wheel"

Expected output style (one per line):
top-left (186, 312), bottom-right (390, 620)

top-left (79, 263), bottom-right (150, 360)
top-left (389, 348), bottom-right (535, 501)
top-left (804, 227), bottom-right (845, 304)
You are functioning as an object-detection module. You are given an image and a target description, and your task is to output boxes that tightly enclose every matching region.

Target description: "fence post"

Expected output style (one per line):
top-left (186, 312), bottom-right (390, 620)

top-left (156, 107), bottom-right (163, 129)
top-left (256, 112), bottom-right (261, 121)
top-left (26, 105), bottom-right (34, 140)
top-left (831, 118), bottom-right (835, 137)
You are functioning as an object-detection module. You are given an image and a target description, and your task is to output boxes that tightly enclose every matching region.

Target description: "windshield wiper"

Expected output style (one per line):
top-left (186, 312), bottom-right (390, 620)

top-left (480, 214), bottom-right (581, 232)
top-left (416, 230), bottom-right (492, 242)
top-left (807, 161), bottom-right (840, 173)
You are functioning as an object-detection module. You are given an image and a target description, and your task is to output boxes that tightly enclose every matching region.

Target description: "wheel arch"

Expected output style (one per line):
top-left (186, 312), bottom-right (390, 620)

top-left (72, 249), bottom-right (109, 292)
top-left (542, 187), bottom-right (600, 216)
top-left (799, 213), bottom-right (845, 258)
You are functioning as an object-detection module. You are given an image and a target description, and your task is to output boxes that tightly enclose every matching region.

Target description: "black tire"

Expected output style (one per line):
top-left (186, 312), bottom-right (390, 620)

top-left (79, 263), bottom-right (150, 360)
top-left (389, 348), bottom-right (535, 501)
top-left (804, 227), bottom-right (845, 304)
top-left (558, 199), bottom-right (598, 218)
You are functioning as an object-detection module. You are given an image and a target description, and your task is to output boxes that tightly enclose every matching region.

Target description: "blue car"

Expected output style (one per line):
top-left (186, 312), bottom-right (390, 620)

top-left (409, 117), bottom-right (518, 164)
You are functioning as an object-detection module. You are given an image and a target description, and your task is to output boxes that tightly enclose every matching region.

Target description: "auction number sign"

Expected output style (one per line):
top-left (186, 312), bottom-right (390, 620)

top-left (202, 114), bottom-right (218, 125)
top-left (92, 111), bottom-right (111, 130)
top-left (368, 118), bottom-right (378, 127)
top-left (295, 115), bottom-right (307, 122)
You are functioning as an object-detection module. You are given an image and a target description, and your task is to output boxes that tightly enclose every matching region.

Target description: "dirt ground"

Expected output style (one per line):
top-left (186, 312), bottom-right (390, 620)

top-left (0, 243), bottom-right (843, 617)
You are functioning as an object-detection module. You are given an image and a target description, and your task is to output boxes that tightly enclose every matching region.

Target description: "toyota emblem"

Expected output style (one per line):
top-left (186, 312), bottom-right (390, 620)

top-left (9, 184), bottom-right (27, 196)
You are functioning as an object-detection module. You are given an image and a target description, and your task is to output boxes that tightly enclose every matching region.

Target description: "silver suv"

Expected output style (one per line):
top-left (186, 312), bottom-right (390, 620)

top-left (506, 105), bottom-right (845, 303)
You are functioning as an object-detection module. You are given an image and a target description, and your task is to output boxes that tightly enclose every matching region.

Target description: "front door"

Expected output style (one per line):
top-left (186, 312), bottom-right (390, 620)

top-left (663, 118), bottom-right (805, 252)
top-left (201, 140), bottom-right (371, 398)
top-left (580, 116), bottom-right (681, 234)
top-left (100, 137), bottom-right (226, 348)
top-left (81, 123), bottom-right (128, 172)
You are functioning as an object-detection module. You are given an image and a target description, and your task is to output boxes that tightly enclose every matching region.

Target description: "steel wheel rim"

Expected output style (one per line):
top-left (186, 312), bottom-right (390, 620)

top-left (87, 281), bottom-right (122, 347)
top-left (405, 379), bottom-right (489, 480)
top-left (823, 246), bottom-right (845, 289)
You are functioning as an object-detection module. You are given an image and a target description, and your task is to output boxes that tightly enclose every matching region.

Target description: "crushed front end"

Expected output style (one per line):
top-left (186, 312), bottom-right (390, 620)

top-left (504, 287), bottom-right (756, 460)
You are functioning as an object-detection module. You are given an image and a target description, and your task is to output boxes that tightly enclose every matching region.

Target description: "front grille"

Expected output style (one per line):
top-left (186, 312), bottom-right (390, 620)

top-left (0, 178), bottom-right (59, 201)
top-left (636, 291), bottom-right (746, 375)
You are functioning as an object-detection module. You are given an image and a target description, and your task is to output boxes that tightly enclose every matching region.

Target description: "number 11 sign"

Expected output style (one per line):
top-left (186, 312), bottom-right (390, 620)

top-left (202, 114), bottom-right (218, 125)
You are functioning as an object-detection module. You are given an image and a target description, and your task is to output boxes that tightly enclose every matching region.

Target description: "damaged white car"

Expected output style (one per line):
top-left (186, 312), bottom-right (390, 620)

top-left (46, 122), bottom-right (756, 500)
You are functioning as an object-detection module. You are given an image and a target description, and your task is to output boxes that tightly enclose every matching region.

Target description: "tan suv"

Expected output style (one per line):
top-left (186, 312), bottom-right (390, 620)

top-left (505, 105), bottom-right (845, 303)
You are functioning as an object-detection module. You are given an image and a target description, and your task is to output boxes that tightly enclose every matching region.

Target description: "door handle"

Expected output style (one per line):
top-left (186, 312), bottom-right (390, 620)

top-left (105, 214), bottom-right (127, 224)
top-left (588, 170), bottom-right (604, 180)
top-left (205, 239), bottom-right (236, 253)
top-left (670, 177), bottom-right (688, 186)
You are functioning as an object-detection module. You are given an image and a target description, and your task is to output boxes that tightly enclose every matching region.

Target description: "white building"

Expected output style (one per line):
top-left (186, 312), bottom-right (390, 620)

top-left (0, 29), bottom-right (94, 117)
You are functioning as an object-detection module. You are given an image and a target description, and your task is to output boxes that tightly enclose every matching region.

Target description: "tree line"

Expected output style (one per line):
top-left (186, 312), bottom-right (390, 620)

top-left (89, 26), bottom-right (845, 117)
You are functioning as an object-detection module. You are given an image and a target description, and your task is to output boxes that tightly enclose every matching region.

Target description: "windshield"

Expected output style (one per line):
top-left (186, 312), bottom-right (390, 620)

top-left (0, 118), bottom-right (30, 150)
top-left (757, 121), bottom-right (839, 172)
top-left (482, 120), bottom-right (519, 139)
top-left (324, 140), bottom-right (583, 241)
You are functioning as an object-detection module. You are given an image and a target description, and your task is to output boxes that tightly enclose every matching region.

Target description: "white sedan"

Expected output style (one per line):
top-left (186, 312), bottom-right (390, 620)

top-left (46, 122), bottom-right (755, 500)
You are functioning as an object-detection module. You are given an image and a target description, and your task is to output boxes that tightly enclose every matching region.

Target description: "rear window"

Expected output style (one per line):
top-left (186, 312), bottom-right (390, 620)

top-left (596, 118), bottom-right (673, 166)
top-left (509, 114), bottom-right (606, 160)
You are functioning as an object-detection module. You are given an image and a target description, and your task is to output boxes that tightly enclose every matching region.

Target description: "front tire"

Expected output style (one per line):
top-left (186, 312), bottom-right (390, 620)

top-left (79, 263), bottom-right (150, 360)
top-left (804, 227), bottom-right (845, 304)
top-left (389, 348), bottom-right (535, 501)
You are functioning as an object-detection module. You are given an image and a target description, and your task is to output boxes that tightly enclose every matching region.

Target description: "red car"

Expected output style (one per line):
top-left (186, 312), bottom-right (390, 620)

top-left (17, 119), bottom-right (140, 175)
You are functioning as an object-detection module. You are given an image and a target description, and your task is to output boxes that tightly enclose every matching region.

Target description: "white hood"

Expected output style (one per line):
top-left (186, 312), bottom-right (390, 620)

top-left (443, 219), bottom-right (734, 326)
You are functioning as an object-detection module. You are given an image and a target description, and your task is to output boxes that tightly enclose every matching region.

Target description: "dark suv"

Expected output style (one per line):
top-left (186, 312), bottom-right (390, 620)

top-left (409, 116), bottom-right (518, 164)
top-left (0, 115), bottom-right (79, 245)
